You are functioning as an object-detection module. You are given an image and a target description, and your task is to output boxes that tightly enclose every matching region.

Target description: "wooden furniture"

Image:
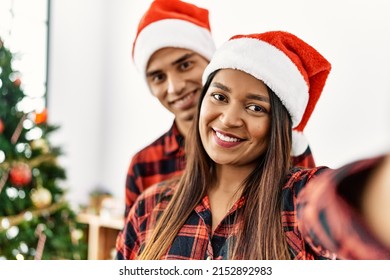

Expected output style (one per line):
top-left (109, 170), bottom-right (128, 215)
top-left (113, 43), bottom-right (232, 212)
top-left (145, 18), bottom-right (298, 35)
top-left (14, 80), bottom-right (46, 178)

top-left (77, 213), bottom-right (124, 260)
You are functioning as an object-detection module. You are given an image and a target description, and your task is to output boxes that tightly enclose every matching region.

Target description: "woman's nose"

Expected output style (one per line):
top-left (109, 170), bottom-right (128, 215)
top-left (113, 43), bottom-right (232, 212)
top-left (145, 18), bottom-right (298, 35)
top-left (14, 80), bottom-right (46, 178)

top-left (220, 105), bottom-right (244, 127)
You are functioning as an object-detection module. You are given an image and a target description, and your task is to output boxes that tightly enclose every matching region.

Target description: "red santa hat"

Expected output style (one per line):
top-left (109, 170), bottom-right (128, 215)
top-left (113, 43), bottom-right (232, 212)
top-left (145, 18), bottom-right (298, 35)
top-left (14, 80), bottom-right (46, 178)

top-left (202, 31), bottom-right (331, 156)
top-left (132, 0), bottom-right (216, 74)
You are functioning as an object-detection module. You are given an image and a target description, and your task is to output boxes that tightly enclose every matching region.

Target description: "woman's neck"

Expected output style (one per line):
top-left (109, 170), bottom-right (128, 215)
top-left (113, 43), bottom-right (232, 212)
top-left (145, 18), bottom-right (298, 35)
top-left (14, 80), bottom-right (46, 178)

top-left (213, 164), bottom-right (253, 192)
top-left (207, 164), bottom-right (254, 233)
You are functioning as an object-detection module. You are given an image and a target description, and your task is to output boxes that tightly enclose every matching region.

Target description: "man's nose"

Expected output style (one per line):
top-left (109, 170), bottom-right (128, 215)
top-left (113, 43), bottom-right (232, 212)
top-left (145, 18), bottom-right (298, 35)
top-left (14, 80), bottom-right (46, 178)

top-left (167, 75), bottom-right (185, 95)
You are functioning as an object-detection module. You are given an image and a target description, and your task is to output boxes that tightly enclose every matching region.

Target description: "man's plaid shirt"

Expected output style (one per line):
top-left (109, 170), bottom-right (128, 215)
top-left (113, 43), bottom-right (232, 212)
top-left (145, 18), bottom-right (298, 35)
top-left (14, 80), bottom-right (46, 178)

top-left (124, 122), bottom-right (186, 217)
top-left (117, 156), bottom-right (390, 260)
top-left (124, 122), bottom-right (316, 217)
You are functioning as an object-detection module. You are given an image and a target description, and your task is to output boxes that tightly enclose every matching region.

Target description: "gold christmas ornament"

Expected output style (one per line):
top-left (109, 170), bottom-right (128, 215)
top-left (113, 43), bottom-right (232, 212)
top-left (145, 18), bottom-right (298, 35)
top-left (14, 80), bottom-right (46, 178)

top-left (31, 188), bottom-right (52, 209)
top-left (30, 138), bottom-right (50, 153)
top-left (71, 229), bottom-right (84, 242)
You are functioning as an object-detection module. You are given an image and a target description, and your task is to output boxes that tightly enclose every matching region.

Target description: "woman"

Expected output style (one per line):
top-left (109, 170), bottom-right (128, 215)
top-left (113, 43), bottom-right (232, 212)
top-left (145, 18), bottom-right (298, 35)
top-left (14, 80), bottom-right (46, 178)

top-left (116, 31), bottom-right (390, 260)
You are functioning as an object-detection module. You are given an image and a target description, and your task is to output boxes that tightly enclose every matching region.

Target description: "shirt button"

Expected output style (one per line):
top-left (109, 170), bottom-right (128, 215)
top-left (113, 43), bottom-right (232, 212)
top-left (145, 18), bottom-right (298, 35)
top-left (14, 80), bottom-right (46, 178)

top-left (206, 255), bottom-right (212, 260)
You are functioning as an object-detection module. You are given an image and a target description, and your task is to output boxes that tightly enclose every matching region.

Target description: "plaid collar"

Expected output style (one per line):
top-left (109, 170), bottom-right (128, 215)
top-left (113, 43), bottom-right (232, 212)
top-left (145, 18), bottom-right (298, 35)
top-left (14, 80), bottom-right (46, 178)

top-left (164, 121), bottom-right (184, 155)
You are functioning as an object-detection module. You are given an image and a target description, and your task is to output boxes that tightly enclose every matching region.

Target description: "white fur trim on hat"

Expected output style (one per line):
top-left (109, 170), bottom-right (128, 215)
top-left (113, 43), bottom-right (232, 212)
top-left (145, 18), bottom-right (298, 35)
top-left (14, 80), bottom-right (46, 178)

top-left (202, 38), bottom-right (309, 128)
top-left (291, 130), bottom-right (309, 156)
top-left (133, 19), bottom-right (216, 74)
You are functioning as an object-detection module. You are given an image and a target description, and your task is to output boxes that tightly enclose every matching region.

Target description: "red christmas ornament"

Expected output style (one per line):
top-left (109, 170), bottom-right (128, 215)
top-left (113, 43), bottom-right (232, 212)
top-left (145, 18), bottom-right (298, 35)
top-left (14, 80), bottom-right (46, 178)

top-left (0, 118), bottom-right (4, 134)
top-left (13, 78), bottom-right (21, 87)
top-left (9, 162), bottom-right (32, 187)
top-left (34, 108), bottom-right (48, 124)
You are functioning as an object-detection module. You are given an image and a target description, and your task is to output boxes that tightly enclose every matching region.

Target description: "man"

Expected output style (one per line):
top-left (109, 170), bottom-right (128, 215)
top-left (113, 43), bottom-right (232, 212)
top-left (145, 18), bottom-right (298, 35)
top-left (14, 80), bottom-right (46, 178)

top-left (124, 0), bottom-right (315, 217)
top-left (124, 0), bottom-right (216, 217)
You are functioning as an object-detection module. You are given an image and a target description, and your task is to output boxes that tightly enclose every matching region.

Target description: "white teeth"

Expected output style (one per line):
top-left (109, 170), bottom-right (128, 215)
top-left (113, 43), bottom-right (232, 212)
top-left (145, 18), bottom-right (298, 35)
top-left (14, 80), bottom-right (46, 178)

top-left (174, 92), bottom-right (193, 104)
top-left (215, 131), bottom-right (240, 142)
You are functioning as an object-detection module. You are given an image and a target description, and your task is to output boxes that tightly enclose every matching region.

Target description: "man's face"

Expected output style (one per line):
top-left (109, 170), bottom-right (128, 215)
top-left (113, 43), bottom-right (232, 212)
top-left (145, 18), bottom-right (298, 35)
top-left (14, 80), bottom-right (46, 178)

top-left (145, 47), bottom-right (209, 124)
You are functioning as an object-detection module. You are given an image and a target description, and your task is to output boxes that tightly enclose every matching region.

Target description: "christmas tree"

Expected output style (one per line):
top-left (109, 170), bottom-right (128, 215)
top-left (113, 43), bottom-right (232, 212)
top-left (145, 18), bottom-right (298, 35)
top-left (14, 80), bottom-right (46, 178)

top-left (0, 38), bottom-right (87, 260)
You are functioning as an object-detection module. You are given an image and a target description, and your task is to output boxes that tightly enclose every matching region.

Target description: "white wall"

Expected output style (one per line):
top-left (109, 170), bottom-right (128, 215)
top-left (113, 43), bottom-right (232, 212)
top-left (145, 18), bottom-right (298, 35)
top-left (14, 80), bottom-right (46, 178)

top-left (48, 0), bottom-right (390, 206)
top-left (48, 0), bottom-right (108, 204)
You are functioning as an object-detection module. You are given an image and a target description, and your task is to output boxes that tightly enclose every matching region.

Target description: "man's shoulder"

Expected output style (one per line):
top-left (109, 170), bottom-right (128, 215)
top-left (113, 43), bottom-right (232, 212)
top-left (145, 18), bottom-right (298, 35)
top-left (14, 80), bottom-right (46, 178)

top-left (132, 130), bottom-right (172, 158)
top-left (131, 122), bottom-right (183, 163)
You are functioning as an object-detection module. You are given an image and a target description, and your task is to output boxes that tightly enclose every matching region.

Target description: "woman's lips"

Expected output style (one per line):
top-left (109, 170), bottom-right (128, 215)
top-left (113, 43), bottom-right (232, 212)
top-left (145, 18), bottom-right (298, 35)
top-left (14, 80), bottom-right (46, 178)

top-left (213, 129), bottom-right (244, 148)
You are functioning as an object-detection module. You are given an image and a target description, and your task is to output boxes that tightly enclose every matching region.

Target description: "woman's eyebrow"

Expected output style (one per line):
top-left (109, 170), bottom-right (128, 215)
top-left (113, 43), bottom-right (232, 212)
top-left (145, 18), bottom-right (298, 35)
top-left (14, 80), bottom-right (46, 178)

top-left (246, 93), bottom-right (270, 103)
top-left (211, 82), bottom-right (269, 103)
top-left (210, 82), bottom-right (231, 92)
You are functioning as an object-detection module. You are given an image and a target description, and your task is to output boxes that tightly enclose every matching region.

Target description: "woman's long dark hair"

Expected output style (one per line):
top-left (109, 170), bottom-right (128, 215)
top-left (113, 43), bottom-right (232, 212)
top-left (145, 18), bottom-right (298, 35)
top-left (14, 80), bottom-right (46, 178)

top-left (139, 70), bottom-right (293, 259)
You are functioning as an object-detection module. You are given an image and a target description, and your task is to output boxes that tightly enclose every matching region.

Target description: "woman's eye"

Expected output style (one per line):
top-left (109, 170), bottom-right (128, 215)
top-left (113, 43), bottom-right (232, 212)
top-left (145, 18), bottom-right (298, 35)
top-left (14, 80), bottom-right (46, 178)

top-left (212, 93), bottom-right (226, 102)
top-left (247, 104), bottom-right (265, 113)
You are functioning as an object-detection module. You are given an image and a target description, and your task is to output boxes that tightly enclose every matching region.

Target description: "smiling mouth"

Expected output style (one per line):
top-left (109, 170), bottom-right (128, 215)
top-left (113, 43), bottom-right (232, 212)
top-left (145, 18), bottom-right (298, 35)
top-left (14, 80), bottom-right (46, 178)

top-left (170, 90), bottom-right (197, 110)
top-left (212, 129), bottom-right (244, 149)
top-left (214, 129), bottom-right (245, 142)
top-left (215, 131), bottom-right (242, 142)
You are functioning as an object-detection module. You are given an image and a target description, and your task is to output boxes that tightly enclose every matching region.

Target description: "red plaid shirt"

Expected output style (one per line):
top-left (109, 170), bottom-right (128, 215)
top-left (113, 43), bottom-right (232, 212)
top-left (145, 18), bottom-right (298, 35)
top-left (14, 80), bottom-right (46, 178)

top-left (124, 122), bottom-right (186, 217)
top-left (116, 156), bottom-right (390, 260)
top-left (124, 122), bottom-right (315, 217)
top-left (292, 146), bottom-right (315, 169)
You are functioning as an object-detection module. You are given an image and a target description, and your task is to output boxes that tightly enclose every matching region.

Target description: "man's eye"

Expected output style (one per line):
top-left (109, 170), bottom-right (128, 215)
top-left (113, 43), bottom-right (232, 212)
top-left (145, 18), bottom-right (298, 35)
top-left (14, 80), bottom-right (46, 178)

top-left (152, 74), bottom-right (165, 83)
top-left (179, 61), bottom-right (192, 70)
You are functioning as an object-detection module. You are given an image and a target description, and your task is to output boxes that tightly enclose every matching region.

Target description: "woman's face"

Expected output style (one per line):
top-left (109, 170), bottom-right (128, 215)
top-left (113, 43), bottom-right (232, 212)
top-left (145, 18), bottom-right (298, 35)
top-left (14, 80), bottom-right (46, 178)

top-left (199, 69), bottom-right (271, 169)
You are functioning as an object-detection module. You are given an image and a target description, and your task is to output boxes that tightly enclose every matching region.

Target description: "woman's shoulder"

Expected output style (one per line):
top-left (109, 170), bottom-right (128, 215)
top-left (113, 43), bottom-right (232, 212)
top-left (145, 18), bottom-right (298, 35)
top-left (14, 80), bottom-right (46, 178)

top-left (145, 175), bottom-right (180, 197)
top-left (287, 165), bottom-right (329, 181)
top-left (283, 166), bottom-right (330, 195)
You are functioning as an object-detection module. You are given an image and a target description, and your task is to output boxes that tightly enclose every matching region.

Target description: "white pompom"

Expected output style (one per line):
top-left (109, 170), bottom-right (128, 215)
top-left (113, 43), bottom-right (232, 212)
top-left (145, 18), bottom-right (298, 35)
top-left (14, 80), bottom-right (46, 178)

top-left (292, 130), bottom-right (309, 156)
